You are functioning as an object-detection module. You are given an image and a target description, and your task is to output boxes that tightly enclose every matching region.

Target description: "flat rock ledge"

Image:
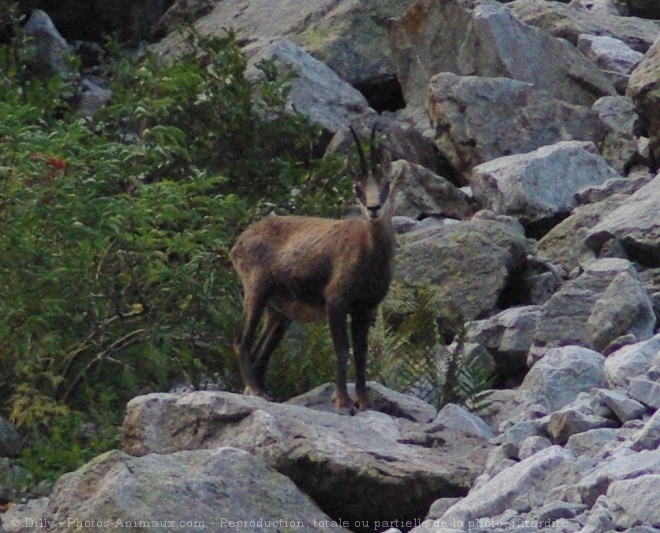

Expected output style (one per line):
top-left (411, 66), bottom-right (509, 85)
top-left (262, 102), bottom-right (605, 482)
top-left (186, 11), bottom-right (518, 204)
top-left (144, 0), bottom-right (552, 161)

top-left (121, 389), bottom-right (492, 528)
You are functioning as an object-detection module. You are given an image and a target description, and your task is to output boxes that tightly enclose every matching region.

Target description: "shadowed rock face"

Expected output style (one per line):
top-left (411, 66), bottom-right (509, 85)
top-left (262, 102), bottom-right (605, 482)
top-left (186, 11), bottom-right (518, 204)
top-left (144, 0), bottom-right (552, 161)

top-left (19, 0), bottom-right (174, 43)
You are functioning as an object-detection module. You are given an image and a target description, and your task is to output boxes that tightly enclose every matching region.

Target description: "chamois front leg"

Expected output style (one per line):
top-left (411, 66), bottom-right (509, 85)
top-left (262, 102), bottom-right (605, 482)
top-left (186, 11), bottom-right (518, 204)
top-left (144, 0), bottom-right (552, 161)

top-left (327, 302), bottom-right (354, 414)
top-left (351, 310), bottom-right (373, 411)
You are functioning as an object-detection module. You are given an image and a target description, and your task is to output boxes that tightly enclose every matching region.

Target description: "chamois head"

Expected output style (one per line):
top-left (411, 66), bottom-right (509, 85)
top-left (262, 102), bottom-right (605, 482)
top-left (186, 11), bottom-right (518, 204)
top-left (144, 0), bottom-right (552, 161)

top-left (348, 125), bottom-right (393, 221)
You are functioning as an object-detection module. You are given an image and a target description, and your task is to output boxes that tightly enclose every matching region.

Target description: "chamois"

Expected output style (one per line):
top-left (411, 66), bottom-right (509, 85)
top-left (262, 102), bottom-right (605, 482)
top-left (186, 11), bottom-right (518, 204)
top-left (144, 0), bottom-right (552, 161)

top-left (230, 125), bottom-right (396, 413)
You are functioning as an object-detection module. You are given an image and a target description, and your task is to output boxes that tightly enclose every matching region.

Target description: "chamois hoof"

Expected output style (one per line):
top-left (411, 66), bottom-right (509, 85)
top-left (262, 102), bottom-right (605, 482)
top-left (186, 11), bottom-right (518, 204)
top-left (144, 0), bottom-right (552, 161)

top-left (243, 386), bottom-right (271, 401)
top-left (356, 399), bottom-right (373, 412)
top-left (333, 391), bottom-right (356, 416)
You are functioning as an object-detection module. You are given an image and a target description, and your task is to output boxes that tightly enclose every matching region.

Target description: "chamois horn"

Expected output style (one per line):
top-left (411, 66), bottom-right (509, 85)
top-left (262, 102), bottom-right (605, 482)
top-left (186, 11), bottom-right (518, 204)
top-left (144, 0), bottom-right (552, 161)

top-left (369, 122), bottom-right (380, 173)
top-left (349, 125), bottom-right (368, 177)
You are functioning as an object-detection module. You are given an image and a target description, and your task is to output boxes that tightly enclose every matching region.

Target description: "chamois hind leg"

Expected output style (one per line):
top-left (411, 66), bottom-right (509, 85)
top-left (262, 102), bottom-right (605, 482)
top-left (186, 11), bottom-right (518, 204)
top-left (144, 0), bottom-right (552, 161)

top-left (236, 280), bottom-right (270, 397)
top-left (351, 310), bottom-right (373, 411)
top-left (327, 302), bottom-right (354, 414)
top-left (253, 307), bottom-right (290, 393)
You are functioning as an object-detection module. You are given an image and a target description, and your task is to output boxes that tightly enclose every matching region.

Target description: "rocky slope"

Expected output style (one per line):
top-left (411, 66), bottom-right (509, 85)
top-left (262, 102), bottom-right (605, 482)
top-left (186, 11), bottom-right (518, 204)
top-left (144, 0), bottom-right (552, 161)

top-left (4, 0), bottom-right (660, 532)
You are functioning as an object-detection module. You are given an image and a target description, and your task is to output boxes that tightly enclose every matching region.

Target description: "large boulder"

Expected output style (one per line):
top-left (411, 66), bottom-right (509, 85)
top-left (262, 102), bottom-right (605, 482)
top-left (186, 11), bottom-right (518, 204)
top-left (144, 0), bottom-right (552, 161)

top-left (507, 0), bottom-right (660, 53)
top-left (393, 212), bottom-right (530, 323)
top-left (592, 96), bottom-right (642, 174)
top-left (605, 335), bottom-right (660, 388)
top-left (22, 10), bottom-right (71, 80)
top-left (391, 160), bottom-right (473, 220)
top-left (13, 447), bottom-right (350, 533)
top-left (536, 193), bottom-right (630, 274)
top-left (387, 0), bottom-right (615, 109)
top-left (521, 346), bottom-right (606, 412)
top-left (122, 390), bottom-right (491, 528)
top-left (466, 305), bottom-right (541, 382)
top-left (470, 141), bottom-right (620, 227)
top-left (427, 73), bottom-right (606, 180)
top-left (154, 0), bottom-right (415, 90)
top-left (628, 38), bottom-right (660, 170)
top-left (530, 258), bottom-right (655, 358)
top-left (244, 39), bottom-right (372, 135)
top-left (577, 34), bottom-right (645, 93)
top-left (586, 173), bottom-right (660, 265)
top-left (427, 447), bottom-right (578, 527)
top-left (608, 475), bottom-right (660, 528)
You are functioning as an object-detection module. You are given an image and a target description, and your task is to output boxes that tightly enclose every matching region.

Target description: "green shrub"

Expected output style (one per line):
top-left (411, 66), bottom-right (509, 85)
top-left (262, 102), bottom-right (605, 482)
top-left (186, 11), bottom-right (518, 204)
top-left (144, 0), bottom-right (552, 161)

top-left (0, 28), bottom-right (348, 484)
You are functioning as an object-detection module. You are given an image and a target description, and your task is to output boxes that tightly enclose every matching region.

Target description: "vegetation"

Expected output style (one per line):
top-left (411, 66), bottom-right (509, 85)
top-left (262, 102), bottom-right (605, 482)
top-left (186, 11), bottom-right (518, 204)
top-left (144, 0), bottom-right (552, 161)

top-left (0, 24), bottom-right (347, 484)
top-left (370, 286), bottom-right (494, 411)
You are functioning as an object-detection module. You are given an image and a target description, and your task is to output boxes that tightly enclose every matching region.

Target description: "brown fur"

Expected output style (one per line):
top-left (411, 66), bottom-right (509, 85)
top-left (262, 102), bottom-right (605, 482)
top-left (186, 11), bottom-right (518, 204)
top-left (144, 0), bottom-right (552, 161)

top-left (230, 144), bottom-right (396, 413)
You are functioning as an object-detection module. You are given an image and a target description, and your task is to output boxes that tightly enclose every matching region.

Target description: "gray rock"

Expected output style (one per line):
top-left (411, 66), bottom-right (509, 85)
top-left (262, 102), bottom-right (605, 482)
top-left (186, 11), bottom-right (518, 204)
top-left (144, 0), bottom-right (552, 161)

top-left (123, 390), bottom-right (491, 527)
top-left (391, 160), bottom-right (473, 221)
top-left (24, 448), bottom-right (350, 533)
top-left (530, 259), bottom-right (654, 359)
top-left (632, 409), bottom-right (660, 451)
top-left (0, 418), bottom-right (20, 458)
top-left (536, 194), bottom-right (629, 274)
top-left (585, 268), bottom-right (656, 353)
top-left (439, 446), bottom-right (577, 521)
top-left (466, 306), bottom-right (541, 378)
top-left (587, 174), bottom-right (660, 263)
top-left (628, 26), bottom-right (660, 166)
top-left (23, 10), bottom-right (71, 80)
top-left (532, 501), bottom-right (588, 524)
top-left (1, 497), bottom-right (50, 533)
top-left (522, 346), bottom-right (606, 412)
top-left (245, 38), bottom-right (371, 135)
top-left (427, 73), bottom-right (606, 181)
top-left (597, 389), bottom-right (647, 423)
top-left (627, 378), bottom-right (660, 409)
top-left (507, 0), bottom-right (660, 53)
top-left (470, 141), bottom-right (620, 226)
top-left (592, 96), bottom-right (644, 175)
top-left (608, 475), bottom-right (660, 528)
top-left (435, 403), bottom-right (495, 440)
top-left (546, 409), bottom-right (617, 445)
top-left (576, 172), bottom-right (651, 206)
top-left (156, 0), bottom-right (414, 88)
top-left (502, 420), bottom-right (544, 459)
top-left (582, 495), bottom-right (615, 533)
top-left (570, 0), bottom-right (626, 16)
top-left (578, 449), bottom-right (660, 506)
top-left (520, 256), bottom-right (564, 307)
top-left (605, 336), bottom-right (660, 388)
top-left (393, 212), bottom-right (529, 324)
top-left (76, 78), bottom-right (113, 118)
top-left (518, 436), bottom-right (553, 460)
top-left (577, 34), bottom-right (644, 93)
top-left (287, 381), bottom-right (436, 423)
top-left (389, 0), bottom-right (615, 109)
top-left (566, 428), bottom-right (619, 458)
